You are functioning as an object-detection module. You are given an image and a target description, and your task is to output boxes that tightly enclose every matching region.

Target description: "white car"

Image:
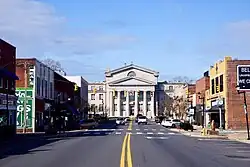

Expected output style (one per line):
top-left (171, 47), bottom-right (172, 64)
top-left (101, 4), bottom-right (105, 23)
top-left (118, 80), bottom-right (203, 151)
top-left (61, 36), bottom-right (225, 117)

top-left (161, 119), bottom-right (173, 127)
top-left (161, 119), bottom-right (181, 128)
top-left (137, 116), bottom-right (147, 125)
top-left (116, 117), bottom-right (126, 125)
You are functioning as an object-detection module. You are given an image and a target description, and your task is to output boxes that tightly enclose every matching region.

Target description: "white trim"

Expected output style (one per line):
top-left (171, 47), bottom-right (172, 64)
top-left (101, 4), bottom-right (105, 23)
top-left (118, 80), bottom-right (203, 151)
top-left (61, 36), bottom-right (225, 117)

top-left (237, 65), bottom-right (250, 91)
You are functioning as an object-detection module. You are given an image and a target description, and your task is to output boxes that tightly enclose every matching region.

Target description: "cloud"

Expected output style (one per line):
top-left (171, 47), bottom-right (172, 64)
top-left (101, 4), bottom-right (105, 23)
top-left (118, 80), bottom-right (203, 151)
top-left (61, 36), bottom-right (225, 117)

top-left (198, 20), bottom-right (250, 57)
top-left (0, 0), bottom-right (136, 59)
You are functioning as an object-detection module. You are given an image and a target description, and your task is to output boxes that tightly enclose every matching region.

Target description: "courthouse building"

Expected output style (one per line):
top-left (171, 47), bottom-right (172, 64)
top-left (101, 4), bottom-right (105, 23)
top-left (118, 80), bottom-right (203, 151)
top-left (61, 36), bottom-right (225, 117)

top-left (105, 64), bottom-right (159, 118)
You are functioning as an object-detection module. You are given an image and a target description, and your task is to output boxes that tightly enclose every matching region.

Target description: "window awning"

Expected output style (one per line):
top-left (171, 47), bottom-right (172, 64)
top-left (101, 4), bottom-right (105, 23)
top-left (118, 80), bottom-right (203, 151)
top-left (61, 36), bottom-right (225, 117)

top-left (0, 68), bottom-right (19, 80)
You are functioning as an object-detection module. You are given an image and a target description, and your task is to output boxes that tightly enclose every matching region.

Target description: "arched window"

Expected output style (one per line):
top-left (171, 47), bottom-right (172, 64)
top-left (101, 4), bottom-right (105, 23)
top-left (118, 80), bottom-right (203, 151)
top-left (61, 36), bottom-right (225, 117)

top-left (127, 71), bottom-right (136, 77)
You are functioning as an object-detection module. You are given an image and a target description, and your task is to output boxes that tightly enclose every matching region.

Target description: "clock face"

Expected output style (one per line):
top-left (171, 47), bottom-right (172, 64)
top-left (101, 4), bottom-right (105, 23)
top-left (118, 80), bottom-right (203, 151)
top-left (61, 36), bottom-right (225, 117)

top-left (127, 71), bottom-right (136, 77)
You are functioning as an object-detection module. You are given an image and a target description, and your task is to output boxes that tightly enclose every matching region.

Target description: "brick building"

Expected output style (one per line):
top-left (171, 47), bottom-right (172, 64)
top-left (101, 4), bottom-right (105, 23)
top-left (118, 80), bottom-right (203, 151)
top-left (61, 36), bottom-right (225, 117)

top-left (54, 72), bottom-right (80, 130)
top-left (16, 58), bottom-right (54, 132)
top-left (184, 84), bottom-right (196, 122)
top-left (195, 71), bottom-right (210, 126)
top-left (0, 39), bottom-right (19, 138)
top-left (207, 56), bottom-right (250, 129)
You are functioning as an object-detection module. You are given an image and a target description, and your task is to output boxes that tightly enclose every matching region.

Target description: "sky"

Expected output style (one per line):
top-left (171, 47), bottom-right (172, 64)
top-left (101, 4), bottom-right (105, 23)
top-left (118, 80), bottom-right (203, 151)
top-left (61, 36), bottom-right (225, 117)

top-left (1, 0), bottom-right (250, 82)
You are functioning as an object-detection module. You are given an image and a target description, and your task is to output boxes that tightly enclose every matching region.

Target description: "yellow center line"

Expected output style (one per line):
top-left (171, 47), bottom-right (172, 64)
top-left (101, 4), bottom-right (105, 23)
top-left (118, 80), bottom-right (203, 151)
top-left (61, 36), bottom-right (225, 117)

top-left (120, 134), bottom-right (128, 167)
top-left (127, 133), bottom-right (133, 167)
top-left (127, 120), bottom-right (132, 130)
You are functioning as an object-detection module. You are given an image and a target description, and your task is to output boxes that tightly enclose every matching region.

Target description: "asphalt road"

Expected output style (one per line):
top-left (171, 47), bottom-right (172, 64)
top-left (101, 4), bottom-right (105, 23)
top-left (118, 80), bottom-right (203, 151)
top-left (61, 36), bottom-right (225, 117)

top-left (0, 121), bottom-right (250, 167)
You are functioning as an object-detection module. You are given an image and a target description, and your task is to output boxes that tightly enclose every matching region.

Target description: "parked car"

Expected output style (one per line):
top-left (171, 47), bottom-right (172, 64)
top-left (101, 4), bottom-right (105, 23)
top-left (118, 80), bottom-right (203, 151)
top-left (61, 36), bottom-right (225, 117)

top-left (79, 119), bottom-right (98, 129)
top-left (171, 119), bottom-right (181, 128)
top-left (138, 116), bottom-right (147, 125)
top-left (116, 117), bottom-right (126, 125)
top-left (180, 121), bottom-right (194, 131)
top-left (135, 114), bottom-right (143, 123)
top-left (161, 119), bottom-right (172, 127)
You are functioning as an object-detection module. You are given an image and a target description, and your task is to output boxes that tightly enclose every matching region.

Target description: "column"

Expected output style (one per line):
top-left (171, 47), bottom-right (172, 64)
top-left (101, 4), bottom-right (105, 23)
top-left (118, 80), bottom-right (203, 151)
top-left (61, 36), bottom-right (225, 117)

top-left (134, 91), bottom-right (138, 116)
top-left (117, 91), bottom-right (121, 116)
top-left (109, 91), bottom-right (113, 116)
top-left (151, 91), bottom-right (155, 118)
top-left (143, 91), bottom-right (147, 116)
top-left (126, 91), bottom-right (129, 117)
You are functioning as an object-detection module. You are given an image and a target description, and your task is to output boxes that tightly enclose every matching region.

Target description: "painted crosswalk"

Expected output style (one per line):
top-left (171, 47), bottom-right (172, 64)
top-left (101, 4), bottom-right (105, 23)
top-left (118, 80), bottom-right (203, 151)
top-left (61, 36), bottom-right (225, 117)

top-left (79, 131), bottom-right (179, 136)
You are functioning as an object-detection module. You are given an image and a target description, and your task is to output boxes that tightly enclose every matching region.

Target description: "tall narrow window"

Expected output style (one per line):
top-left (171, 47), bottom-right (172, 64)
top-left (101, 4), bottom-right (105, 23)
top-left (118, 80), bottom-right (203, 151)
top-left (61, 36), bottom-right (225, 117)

top-left (220, 75), bottom-right (224, 92)
top-left (211, 79), bottom-right (215, 94)
top-left (215, 77), bottom-right (219, 93)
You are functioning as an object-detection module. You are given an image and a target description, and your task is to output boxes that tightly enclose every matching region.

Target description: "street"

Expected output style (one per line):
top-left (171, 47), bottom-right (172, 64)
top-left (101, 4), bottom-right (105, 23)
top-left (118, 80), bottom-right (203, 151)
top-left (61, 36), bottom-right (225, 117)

top-left (1, 121), bottom-right (250, 167)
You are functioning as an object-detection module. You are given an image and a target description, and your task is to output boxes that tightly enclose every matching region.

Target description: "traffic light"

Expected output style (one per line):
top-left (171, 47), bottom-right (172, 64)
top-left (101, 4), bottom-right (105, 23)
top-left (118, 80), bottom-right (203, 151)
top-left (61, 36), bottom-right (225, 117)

top-left (113, 89), bottom-right (116, 97)
top-left (137, 90), bottom-right (140, 97)
top-left (216, 85), bottom-right (219, 92)
top-left (74, 84), bottom-right (78, 91)
top-left (93, 87), bottom-right (97, 94)
top-left (150, 91), bottom-right (153, 97)
top-left (186, 89), bottom-right (189, 95)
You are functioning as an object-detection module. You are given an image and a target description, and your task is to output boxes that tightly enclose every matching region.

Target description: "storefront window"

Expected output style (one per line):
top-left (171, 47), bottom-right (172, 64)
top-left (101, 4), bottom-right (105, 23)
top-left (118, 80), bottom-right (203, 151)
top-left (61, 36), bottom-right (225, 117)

top-left (0, 110), bottom-right (8, 126)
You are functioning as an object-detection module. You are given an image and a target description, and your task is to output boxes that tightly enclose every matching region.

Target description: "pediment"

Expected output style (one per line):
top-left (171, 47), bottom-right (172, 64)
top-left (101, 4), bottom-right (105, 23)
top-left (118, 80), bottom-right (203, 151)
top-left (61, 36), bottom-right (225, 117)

top-left (105, 64), bottom-right (159, 77)
top-left (108, 76), bottom-right (156, 86)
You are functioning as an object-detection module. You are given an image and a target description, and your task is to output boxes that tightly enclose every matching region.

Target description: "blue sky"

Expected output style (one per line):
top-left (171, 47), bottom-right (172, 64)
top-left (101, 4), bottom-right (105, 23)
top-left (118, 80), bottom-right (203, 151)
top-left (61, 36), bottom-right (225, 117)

top-left (1, 0), bottom-right (250, 82)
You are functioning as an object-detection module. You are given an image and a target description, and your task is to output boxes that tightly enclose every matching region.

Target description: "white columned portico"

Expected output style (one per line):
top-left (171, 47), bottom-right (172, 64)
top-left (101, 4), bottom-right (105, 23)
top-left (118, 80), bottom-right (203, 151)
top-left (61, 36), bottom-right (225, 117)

top-left (143, 91), bottom-right (147, 116)
top-left (109, 91), bottom-right (113, 116)
top-left (135, 91), bottom-right (138, 116)
top-left (151, 92), bottom-right (155, 118)
top-left (126, 92), bottom-right (129, 117)
top-left (117, 91), bottom-right (121, 116)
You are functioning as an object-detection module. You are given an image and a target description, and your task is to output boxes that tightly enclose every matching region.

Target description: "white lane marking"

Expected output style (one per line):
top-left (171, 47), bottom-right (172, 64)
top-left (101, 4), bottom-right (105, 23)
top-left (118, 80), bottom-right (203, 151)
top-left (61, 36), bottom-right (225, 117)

top-left (84, 132), bottom-right (90, 135)
top-left (160, 129), bottom-right (165, 131)
top-left (152, 129), bottom-right (156, 131)
top-left (197, 138), bottom-right (230, 141)
top-left (144, 129), bottom-right (148, 131)
top-left (94, 132), bottom-right (101, 135)
top-left (127, 132), bottom-right (132, 135)
top-left (168, 132), bottom-right (175, 135)
top-left (146, 136), bottom-right (169, 140)
top-left (115, 132), bottom-right (121, 135)
top-left (105, 132), bottom-right (112, 135)
top-left (110, 129), bottom-right (116, 131)
top-left (137, 132), bottom-right (143, 135)
top-left (136, 129), bottom-right (140, 131)
top-left (237, 150), bottom-right (250, 153)
top-left (147, 132), bottom-right (153, 134)
top-left (117, 129), bottom-right (123, 131)
top-left (158, 132), bottom-right (164, 135)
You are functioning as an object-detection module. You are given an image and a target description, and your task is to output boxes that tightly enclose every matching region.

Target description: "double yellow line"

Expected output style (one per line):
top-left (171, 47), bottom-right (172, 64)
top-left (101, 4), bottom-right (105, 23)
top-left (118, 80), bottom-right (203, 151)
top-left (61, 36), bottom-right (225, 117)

top-left (120, 121), bottom-right (133, 167)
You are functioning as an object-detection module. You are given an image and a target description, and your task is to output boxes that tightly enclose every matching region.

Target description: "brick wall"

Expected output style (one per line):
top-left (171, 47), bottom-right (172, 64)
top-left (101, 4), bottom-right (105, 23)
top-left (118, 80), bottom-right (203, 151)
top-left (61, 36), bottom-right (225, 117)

top-left (16, 59), bottom-right (36, 88)
top-left (196, 77), bottom-right (210, 104)
top-left (227, 60), bottom-right (250, 129)
top-left (54, 72), bottom-right (74, 100)
top-left (0, 39), bottom-right (16, 95)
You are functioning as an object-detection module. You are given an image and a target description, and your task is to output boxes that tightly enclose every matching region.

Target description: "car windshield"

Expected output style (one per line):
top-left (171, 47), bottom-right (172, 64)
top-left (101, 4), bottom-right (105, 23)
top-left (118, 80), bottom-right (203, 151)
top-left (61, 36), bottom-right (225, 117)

top-left (172, 119), bottom-right (180, 122)
top-left (139, 116), bottom-right (146, 119)
top-left (165, 119), bottom-right (171, 122)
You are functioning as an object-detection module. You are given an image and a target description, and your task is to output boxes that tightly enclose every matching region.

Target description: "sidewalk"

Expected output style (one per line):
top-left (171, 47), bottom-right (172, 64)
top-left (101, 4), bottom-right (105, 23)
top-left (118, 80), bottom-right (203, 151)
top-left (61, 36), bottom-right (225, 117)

top-left (169, 128), bottom-right (228, 139)
top-left (226, 132), bottom-right (250, 144)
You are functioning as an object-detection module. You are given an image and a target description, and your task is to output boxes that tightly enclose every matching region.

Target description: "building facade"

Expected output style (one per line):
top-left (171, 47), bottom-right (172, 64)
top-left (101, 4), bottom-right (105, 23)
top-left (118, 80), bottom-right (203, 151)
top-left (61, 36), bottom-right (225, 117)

top-left (156, 81), bottom-right (186, 116)
top-left (105, 64), bottom-right (159, 118)
top-left (64, 76), bottom-right (88, 118)
top-left (206, 56), bottom-right (250, 129)
top-left (0, 39), bottom-right (19, 138)
top-left (88, 82), bottom-right (106, 115)
top-left (16, 58), bottom-right (54, 132)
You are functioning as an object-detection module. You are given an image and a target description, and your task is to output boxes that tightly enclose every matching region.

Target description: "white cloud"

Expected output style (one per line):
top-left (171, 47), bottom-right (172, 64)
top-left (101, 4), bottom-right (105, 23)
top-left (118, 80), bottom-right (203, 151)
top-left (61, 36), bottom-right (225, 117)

top-left (0, 0), bottom-right (136, 59)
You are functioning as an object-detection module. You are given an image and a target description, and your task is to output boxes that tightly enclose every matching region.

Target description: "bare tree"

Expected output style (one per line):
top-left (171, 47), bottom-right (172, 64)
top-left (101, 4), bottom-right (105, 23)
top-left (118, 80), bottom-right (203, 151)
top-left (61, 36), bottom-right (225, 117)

top-left (172, 96), bottom-right (189, 119)
top-left (171, 76), bottom-right (195, 84)
top-left (163, 95), bottom-right (174, 116)
top-left (42, 58), bottom-right (66, 75)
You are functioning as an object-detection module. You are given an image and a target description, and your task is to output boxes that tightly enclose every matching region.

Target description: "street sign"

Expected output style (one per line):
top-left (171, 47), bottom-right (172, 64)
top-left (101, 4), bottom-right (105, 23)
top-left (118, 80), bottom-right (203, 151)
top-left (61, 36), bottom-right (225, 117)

top-left (237, 65), bottom-right (250, 90)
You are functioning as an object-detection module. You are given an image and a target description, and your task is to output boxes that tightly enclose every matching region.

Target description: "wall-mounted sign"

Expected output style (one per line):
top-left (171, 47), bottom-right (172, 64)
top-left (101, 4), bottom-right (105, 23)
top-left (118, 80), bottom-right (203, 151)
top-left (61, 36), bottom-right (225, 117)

top-left (28, 66), bottom-right (35, 87)
top-left (237, 65), bottom-right (250, 90)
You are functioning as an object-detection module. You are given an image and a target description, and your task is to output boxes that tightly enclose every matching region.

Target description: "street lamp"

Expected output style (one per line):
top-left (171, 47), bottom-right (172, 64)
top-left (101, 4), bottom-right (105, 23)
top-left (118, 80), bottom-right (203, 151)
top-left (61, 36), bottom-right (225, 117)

top-left (198, 92), bottom-right (205, 128)
top-left (236, 85), bottom-right (250, 140)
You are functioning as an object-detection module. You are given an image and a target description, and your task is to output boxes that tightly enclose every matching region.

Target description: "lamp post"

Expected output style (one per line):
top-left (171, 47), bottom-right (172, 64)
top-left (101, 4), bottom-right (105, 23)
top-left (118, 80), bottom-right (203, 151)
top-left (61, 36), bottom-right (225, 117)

top-left (198, 92), bottom-right (205, 128)
top-left (236, 85), bottom-right (250, 140)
